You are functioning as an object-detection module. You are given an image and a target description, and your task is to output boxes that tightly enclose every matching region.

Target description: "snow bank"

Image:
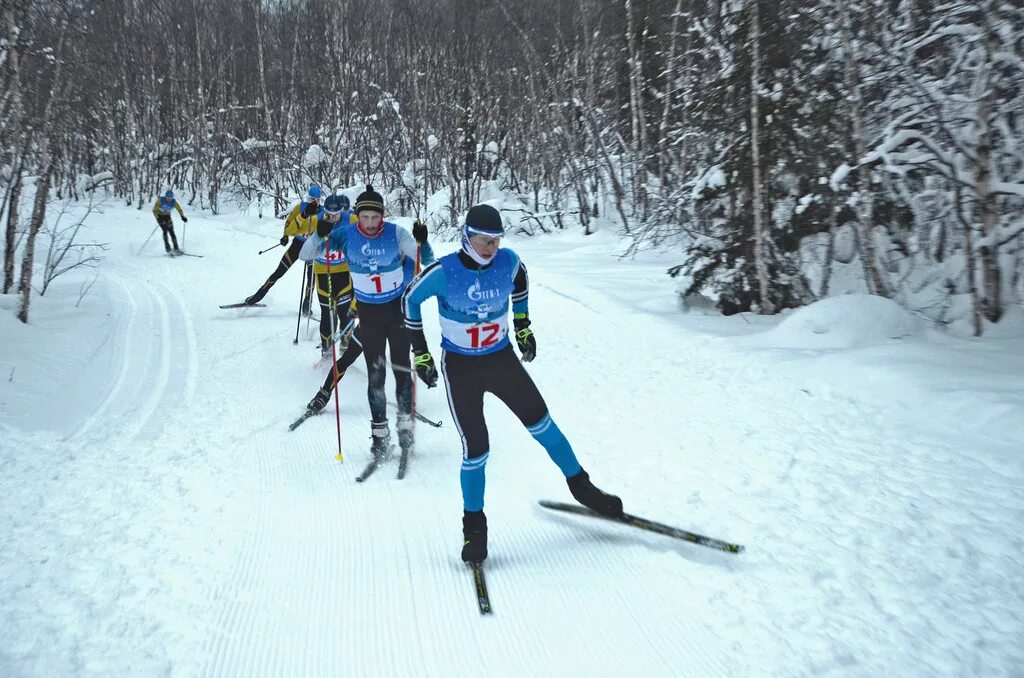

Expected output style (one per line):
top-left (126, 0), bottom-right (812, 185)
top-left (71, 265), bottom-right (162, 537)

top-left (758, 293), bottom-right (922, 349)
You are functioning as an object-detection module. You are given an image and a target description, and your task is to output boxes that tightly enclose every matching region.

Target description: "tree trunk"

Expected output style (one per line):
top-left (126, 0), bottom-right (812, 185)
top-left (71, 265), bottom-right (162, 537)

top-left (254, 0), bottom-right (281, 214)
top-left (4, 166), bottom-right (21, 294)
top-left (3, 0), bottom-right (25, 294)
top-left (836, 0), bottom-right (888, 297)
top-left (975, 5), bottom-right (1001, 322)
top-left (749, 0), bottom-right (773, 314)
top-left (18, 156), bottom-right (53, 323)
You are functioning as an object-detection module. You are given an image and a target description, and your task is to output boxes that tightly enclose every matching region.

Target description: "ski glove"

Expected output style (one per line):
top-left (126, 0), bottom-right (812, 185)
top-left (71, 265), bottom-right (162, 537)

top-left (279, 235), bottom-right (289, 246)
top-left (413, 350), bottom-right (438, 388)
top-left (412, 219), bottom-right (428, 244)
top-left (514, 315), bottom-right (536, 362)
top-left (316, 217), bottom-right (332, 238)
top-left (181, 216), bottom-right (188, 222)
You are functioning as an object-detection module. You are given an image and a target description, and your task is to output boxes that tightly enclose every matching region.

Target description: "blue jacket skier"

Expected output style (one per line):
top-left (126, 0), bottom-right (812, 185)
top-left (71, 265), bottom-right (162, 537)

top-left (300, 185), bottom-right (435, 458)
top-left (151, 190), bottom-right (187, 254)
top-left (401, 203), bottom-right (622, 564)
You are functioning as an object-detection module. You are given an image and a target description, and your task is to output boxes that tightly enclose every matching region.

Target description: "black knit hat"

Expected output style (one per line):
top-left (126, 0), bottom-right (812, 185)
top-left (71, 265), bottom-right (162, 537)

top-left (355, 184), bottom-right (385, 215)
top-left (464, 204), bottom-right (505, 236)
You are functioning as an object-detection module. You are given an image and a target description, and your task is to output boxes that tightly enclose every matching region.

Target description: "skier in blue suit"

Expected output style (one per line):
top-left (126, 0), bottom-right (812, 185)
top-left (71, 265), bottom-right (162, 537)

top-left (300, 185), bottom-right (434, 458)
top-left (402, 203), bottom-right (622, 564)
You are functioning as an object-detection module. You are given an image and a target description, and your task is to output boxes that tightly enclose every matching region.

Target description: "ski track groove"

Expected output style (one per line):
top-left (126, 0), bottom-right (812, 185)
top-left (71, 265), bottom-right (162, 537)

top-left (69, 273), bottom-right (137, 442)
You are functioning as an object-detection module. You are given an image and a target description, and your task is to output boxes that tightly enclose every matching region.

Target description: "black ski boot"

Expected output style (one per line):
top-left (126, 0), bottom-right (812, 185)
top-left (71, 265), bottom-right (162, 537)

top-left (567, 469), bottom-right (623, 517)
top-left (244, 285), bottom-right (269, 306)
top-left (370, 421), bottom-right (391, 460)
top-left (397, 413), bottom-right (414, 455)
top-left (461, 511), bottom-right (488, 564)
top-left (307, 388), bottom-right (331, 413)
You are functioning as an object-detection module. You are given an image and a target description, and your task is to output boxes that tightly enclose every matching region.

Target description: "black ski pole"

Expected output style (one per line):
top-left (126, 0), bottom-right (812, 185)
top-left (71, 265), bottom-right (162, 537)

top-left (259, 242), bottom-right (283, 255)
top-left (293, 261), bottom-right (308, 345)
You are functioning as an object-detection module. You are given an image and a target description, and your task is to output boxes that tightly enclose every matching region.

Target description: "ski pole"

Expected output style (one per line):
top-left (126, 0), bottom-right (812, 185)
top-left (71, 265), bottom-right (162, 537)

top-left (137, 224), bottom-right (159, 255)
top-left (293, 260), bottom-right (307, 345)
top-left (325, 239), bottom-right (344, 462)
top-left (411, 240), bottom-right (422, 431)
top-left (258, 242), bottom-right (283, 255)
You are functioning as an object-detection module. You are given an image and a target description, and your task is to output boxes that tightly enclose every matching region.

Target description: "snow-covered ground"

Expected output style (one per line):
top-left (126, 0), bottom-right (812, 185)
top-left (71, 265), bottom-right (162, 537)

top-left (1, 204), bottom-right (1022, 677)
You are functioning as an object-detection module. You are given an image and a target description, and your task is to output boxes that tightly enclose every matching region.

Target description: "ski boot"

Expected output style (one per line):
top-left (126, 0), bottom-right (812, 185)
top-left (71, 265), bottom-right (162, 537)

top-left (307, 388), bottom-right (331, 413)
top-left (567, 469), bottom-right (623, 518)
top-left (370, 421), bottom-right (391, 460)
top-left (461, 511), bottom-right (488, 564)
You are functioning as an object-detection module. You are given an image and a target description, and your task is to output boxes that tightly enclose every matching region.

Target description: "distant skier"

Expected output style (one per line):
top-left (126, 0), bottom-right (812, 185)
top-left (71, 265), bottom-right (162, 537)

top-left (300, 185), bottom-right (434, 460)
top-left (243, 184), bottom-right (326, 306)
top-left (152, 190), bottom-right (188, 254)
top-left (401, 203), bottom-right (622, 564)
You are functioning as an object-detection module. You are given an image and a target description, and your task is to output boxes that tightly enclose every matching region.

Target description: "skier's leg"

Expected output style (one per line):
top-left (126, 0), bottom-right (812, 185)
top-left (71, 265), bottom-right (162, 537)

top-left (442, 350), bottom-right (490, 562)
top-left (159, 220), bottom-right (172, 251)
top-left (316, 272), bottom-right (332, 350)
top-left (487, 346), bottom-right (581, 477)
top-left (440, 351), bottom-right (489, 510)
top-left (308, 332), bottom-right (365, 412)
top-left (248, 239), bottom-right (302, 304)
top-left (358, 305), bottom-right (390, 424)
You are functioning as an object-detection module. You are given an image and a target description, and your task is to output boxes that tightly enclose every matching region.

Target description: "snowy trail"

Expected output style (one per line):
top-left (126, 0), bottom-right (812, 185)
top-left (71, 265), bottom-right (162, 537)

top-left (2, 208), bottom-right (1022, 676)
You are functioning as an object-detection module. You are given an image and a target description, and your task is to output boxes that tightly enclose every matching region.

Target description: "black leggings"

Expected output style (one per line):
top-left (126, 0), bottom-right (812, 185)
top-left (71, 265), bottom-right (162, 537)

top-left (358, 298), bottom-right (412, 422)
top-left (157, 217), bottom-right (179, 251)
top-left (249, 238), bottom-right (305, 303)
top-left (316, 270), bottom-right (353, 349)
top-left (319, 325), bottom-right (365, 393)
top-left (440, 345), bottom-right (548, 459)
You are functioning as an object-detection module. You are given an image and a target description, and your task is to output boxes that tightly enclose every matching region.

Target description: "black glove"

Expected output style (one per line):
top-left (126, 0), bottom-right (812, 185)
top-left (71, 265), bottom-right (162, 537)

top-left (514, 316), bottom-right (536, 362)
top-left (412, 350), bottom-right (438, 387)
top-left (279, 235), bottom-right (289, 246)
top-left (302, 200), bottom-right (320, 218)
top-left (181, 216), bottom-right (188, 223)
top-left (316, 217), bottom-right (332, 238)
top-left (412, 219), bottom-right (428, 244)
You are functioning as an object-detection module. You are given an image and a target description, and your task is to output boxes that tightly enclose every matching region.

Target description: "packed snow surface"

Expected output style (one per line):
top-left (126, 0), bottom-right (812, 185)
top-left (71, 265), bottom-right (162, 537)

top-left (1, 206), bottom-right (1022, 677)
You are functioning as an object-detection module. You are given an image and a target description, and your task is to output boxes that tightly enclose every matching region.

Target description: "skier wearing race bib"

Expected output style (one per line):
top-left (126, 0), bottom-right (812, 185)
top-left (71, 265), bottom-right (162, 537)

top-left (243, 184), bottom-right (326, 307)
top-left (294, 193), bottom-right (358, 354)
top-left (401, 203), bottom-right (622, 565)
top-left (300, 185), bottom-right (434, 459)
top-left (151, 190), bottom-right (187, 254)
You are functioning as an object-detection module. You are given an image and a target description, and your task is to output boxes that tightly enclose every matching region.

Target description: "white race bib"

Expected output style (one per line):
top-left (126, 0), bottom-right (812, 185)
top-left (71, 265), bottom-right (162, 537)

top-left (439, 315), bottom-right (509, 352)
top-left (353, 266), bottom-right (404, 296)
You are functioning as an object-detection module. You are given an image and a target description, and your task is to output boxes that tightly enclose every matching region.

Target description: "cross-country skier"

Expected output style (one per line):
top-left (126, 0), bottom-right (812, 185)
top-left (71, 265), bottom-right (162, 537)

top-left (292, 193), bottom-right (358, 354)
top-left (152, 190), bottom-right (187, 254)
top-left (299, 185), bottom-right (434, 459)
top-left (401, 203), bottom-right (622, 564)
top-left (243, 184), bottom-right (326, 306)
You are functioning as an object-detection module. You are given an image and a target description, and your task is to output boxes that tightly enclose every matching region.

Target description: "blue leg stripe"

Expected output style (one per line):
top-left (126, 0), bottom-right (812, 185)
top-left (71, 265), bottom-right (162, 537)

top-left (461, 452), bottom-right (488, 512)
top-left (528, 413), bottom-right (581, 477)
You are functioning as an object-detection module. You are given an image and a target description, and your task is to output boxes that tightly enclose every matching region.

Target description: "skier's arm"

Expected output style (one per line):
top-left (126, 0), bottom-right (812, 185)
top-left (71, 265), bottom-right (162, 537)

top-left (298, 234), bottom-right (323, 262)
top-left (152, 200), bottom-right (162, 219)
top-left (510, 255), bottom-right (536, 361)
top-left (175, 202), bottom-right (186, 218)
top-left (397, 227), bottom-right (435, 267)
top-left (282, 205), bottom-right (306, 236)
top-left (402, 260), bottom-right (446, 354)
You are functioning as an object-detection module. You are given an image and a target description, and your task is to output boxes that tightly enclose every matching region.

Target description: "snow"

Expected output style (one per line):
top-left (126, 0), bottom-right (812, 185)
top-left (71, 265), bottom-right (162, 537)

top-left (753, 293), bottom-right (923, 350)
top-left (302, 144), bottom-right (326, 167)
top-left (1, 209), bottom-right (1023, 676)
